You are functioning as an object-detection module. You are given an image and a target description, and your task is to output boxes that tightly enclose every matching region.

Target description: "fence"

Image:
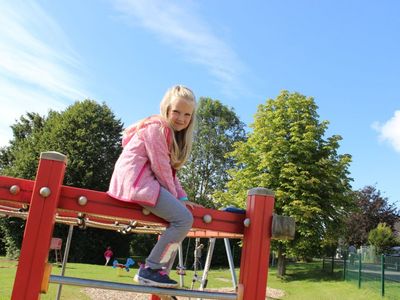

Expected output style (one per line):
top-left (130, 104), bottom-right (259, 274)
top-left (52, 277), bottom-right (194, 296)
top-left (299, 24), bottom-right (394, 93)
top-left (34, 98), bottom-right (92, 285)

top-left (322, 254), bottom-right (400, 299)
top-left (321, 257), bottom-right (344, 277)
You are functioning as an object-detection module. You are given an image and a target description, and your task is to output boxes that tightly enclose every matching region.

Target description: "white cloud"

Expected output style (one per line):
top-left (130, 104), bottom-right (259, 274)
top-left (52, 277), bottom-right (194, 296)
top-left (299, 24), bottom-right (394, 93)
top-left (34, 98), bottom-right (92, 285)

top-left (112, 0), bottom-right (246, 96)
top-left (372, 110), bottom-right (400, 153)
top-left (0, 1), bottom-right (89, 147)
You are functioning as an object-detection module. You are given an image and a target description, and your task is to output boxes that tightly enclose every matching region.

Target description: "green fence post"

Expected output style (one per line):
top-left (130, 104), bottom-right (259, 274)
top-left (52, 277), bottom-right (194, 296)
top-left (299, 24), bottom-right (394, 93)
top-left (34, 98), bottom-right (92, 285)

top-left (358, 253), bottom-right (362, 289)
top-left (331, 256), bottom-right (334, 273)
top-left (381, 254), bottom-right (385, 297)
top-left (343, 254), bottom-right (347, 281)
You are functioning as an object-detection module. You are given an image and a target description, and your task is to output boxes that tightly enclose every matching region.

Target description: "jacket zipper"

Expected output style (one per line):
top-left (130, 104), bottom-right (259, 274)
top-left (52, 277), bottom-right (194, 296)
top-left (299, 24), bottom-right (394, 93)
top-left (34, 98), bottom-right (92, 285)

top-left (133, 162), bottom-right (148, 188)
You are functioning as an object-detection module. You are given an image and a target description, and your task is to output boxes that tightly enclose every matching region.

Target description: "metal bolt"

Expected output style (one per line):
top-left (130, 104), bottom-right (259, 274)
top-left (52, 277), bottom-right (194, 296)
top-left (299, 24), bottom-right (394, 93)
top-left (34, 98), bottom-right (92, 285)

top-left (39, 187), bottom-right (51, 198)
top-left (244, 218), bottom-right (251, 227)
top-left (203, 214), bottom-right (212, 224)
top-left (9, 185), bottom-right (20, 195)
top-left (78, 196), bottom-right (88, 206)
top-left (142, 208), bottom-right (150, 216)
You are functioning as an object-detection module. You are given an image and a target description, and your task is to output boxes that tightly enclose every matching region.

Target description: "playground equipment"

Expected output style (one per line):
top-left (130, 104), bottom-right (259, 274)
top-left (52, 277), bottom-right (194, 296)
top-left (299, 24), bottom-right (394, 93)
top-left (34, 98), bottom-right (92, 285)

top-left (113, 258), bottom-right (135, 275)
top-left (49, 237), bottom-right (63, 265)
top-left (0, 151), bottom-right (276, 299)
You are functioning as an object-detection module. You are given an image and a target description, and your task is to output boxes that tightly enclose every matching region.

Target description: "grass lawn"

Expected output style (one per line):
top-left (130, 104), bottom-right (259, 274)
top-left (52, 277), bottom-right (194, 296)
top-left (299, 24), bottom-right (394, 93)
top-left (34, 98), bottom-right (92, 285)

top-left (267, 262), bottom-right (391, 300)
top-left (0, 257), bottom-right (395, 299)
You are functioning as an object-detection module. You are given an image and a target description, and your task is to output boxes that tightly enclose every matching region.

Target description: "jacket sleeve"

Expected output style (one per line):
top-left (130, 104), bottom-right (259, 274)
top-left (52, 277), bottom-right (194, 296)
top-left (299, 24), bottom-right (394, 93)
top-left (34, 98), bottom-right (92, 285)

top-left (141, 123), bottom-right (178, 198)
top-left (174, 174), bottom-right (187, 199)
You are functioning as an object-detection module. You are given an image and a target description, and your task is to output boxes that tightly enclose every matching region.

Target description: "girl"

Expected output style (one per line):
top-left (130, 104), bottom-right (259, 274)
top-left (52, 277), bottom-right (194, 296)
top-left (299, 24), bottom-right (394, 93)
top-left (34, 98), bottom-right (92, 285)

top-left (108, 85), bottom-right (200, 288)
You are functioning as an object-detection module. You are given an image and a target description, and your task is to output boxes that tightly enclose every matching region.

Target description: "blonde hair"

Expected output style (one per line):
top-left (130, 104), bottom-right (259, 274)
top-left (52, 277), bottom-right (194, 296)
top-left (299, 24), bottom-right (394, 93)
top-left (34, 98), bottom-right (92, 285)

top-left (160, 85), bottom-right (196, 169)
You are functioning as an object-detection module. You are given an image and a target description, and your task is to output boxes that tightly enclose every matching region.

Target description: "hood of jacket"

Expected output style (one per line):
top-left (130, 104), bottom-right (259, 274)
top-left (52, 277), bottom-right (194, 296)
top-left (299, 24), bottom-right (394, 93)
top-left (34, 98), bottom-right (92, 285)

top-left (122, 115), bottom-right (170, 147)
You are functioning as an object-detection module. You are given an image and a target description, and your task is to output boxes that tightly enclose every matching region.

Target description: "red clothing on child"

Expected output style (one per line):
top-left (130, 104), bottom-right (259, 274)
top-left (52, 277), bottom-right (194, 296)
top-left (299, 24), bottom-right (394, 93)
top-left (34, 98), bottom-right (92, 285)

top-left (104, 249), bottom-right (113, 258)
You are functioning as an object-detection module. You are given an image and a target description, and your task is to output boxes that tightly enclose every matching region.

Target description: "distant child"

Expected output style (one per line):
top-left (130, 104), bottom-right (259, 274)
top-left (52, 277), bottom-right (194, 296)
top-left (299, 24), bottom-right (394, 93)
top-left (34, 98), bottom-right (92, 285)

top-left (108, 85), bottom-right (201, 287)
top-left (104, 246), bottom-right (113, 266)
top-left (193, 243), bottom-right (204, 270)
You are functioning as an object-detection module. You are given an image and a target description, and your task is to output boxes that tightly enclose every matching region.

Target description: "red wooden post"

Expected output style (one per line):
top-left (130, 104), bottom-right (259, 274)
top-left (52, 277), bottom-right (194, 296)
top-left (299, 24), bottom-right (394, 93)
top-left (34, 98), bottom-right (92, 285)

top-left (239, 187), bottom-right (275, 300)
top-left (12, 152), bottom-right (67, 300)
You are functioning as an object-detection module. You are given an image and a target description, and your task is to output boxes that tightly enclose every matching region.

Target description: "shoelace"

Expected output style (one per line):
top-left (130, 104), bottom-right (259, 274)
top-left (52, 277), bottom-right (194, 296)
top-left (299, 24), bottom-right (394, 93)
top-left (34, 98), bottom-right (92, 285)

top-left (142, 265), bottom-right (169, 277)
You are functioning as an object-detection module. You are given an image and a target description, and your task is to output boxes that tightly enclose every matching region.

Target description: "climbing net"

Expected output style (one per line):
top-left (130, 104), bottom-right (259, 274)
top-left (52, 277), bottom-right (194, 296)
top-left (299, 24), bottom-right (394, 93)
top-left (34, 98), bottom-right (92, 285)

top-left (0, 199), bottom-right (243, 239)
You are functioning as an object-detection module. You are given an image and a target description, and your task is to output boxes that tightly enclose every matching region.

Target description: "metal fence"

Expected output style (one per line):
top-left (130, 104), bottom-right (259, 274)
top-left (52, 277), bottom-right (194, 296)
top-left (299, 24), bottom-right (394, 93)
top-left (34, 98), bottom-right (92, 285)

top-left (323, 254), bottom-right (400, 299)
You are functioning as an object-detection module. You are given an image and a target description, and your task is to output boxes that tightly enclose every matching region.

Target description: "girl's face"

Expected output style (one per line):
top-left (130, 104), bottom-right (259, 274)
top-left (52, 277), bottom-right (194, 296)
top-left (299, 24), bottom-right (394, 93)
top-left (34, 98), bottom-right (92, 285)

top-left (167, 97), bottom-right (194, 132)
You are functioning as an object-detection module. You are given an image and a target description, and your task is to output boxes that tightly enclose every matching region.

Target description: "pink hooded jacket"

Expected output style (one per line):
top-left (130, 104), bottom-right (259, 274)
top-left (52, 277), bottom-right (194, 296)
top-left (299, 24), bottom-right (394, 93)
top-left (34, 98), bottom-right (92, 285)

top-left (107, 115), bottom-right (187, 207)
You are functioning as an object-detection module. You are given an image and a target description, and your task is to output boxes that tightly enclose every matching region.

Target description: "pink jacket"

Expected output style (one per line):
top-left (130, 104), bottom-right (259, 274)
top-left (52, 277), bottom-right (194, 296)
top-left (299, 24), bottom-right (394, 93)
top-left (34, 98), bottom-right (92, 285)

top-left (107, 115), bottom-right (187, 207)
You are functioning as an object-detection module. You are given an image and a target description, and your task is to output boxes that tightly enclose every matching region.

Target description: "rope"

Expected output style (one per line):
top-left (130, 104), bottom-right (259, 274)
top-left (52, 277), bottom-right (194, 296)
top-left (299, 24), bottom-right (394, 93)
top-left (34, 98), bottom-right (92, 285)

top-left (184, 237), bottom-right (191, 268)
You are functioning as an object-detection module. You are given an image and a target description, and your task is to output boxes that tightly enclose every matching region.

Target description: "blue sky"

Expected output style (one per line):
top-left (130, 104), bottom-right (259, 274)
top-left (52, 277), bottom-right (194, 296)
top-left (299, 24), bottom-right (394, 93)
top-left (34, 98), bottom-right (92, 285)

top-left (1, 0), bottom-right (399, 207)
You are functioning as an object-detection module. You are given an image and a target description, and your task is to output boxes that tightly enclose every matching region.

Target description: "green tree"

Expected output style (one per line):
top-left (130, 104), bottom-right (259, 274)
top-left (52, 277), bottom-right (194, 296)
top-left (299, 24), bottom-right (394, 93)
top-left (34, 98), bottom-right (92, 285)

top-left (368, 223), bottom-right (395, 255)
top-left (0, 112), bottom-right (46, 177)
top-left (345, 185), bottom-right (399, 247)
top-left (38, 100), bottom-right (123, 190)
top-left (0, 113), bottom-right (48, 257)
top-left (0, 100), bottom-right (132, 262)
top-left (179, 98), bottom-right (246, 208)
top-left (215, 91), bottom-right (354, 276)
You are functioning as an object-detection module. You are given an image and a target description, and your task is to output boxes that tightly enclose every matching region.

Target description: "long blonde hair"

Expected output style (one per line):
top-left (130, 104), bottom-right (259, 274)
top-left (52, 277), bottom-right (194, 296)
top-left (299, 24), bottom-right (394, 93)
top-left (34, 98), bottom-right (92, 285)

top-left (160, 85), bottom-right (196, 169)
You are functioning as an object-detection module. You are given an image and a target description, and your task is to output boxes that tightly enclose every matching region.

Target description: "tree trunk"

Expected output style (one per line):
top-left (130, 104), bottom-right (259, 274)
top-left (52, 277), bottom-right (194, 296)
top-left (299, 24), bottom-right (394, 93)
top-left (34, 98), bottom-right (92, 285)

top-left (277, 243), bottom-right (286, 277)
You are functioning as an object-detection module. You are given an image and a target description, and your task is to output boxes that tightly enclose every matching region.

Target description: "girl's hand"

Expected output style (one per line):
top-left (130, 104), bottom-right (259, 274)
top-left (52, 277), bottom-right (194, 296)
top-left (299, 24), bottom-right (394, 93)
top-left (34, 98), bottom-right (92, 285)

top-left (184, 200), bottom-right (203, 209)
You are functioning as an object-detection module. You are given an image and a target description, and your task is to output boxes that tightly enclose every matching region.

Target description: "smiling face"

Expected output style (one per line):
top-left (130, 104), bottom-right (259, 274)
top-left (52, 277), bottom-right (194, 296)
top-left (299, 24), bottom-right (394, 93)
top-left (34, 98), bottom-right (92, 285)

top-left (167, 97), bottom-right (194, 132)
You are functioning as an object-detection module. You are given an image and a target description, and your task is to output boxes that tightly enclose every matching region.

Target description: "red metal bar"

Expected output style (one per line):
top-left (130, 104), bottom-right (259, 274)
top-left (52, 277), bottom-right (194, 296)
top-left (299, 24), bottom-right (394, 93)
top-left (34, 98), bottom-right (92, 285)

top-left (58, 185), bottom-right (244, 234)
top-left (11, 152), bottom-right (67, 300)
top-left (239, 188), bottom-right (275, 300)
top-left (0, 176), bottom-right (245, 235)
top-left (0, 176), bottom-right (34, 205)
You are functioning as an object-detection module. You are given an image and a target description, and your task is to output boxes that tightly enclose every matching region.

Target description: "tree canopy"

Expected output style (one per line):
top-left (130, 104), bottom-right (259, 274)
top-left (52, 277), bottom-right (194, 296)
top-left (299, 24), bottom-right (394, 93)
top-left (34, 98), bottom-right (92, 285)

top-left (0, 100), bottom-right (131, 261)
top-left (345, 185), bottom-right (400, 247)
top-left (368, 223), bottom-right (396, 255)
top-left (179, 97), bottom-right (246, 208)
top-left (215, 91), bottom-right (354, 271)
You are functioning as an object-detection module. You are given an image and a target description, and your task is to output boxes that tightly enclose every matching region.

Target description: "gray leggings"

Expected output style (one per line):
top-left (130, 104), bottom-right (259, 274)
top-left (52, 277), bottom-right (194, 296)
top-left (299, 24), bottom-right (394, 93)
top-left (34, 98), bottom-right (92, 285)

top-left (143, 187), bottom-right (193, 270)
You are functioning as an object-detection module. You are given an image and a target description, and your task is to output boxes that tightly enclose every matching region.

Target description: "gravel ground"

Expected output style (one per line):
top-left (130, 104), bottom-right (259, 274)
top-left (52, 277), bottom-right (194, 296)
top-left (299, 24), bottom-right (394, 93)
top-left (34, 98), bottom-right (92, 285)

top-left (83, 286), bottom-right (285, 299)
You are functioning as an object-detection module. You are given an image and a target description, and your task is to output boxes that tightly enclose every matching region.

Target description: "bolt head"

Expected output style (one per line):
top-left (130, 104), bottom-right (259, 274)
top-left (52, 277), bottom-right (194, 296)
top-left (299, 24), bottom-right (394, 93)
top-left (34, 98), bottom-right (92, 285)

top-left (243, 218), bottom-right (251, 227)
top-left (203, 214), bottom-right (212, 224)
top-left (78, 196), bottom-right (88, 206)
top-left (142, 208), bottom-right (150, 216)
top-left (9, 185), bottom-right (20, 195)
top-left (39, 187), bottom-right (51, 198)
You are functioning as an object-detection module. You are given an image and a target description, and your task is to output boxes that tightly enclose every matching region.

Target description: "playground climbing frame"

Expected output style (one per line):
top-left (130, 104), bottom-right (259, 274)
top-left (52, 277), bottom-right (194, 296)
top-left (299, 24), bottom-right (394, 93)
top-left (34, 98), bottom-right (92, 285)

top-left (0, 151), bottom-right (275, 300)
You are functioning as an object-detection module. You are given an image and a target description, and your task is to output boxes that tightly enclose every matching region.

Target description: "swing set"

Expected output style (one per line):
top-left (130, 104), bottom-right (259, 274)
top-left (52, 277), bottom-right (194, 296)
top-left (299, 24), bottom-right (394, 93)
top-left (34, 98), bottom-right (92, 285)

top-left (0, 151), bottom-right (276, 299)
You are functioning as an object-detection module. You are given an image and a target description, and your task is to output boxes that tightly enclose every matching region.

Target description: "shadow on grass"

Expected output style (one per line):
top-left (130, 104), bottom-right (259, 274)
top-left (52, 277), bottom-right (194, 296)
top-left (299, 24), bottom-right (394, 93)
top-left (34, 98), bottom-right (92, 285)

top-left (271, 262), bottom-right (344, 283)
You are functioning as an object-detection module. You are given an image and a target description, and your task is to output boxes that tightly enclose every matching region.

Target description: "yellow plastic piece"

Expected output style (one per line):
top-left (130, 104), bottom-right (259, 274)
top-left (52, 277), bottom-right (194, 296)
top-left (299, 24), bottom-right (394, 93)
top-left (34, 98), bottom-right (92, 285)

top-left (40, 263), bottom-right (52, 294)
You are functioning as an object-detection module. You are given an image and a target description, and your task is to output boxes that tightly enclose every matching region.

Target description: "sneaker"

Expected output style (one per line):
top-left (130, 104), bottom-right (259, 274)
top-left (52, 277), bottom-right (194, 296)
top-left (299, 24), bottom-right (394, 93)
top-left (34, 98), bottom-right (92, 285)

top-left (134, 266), bottom-right (178, 288)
